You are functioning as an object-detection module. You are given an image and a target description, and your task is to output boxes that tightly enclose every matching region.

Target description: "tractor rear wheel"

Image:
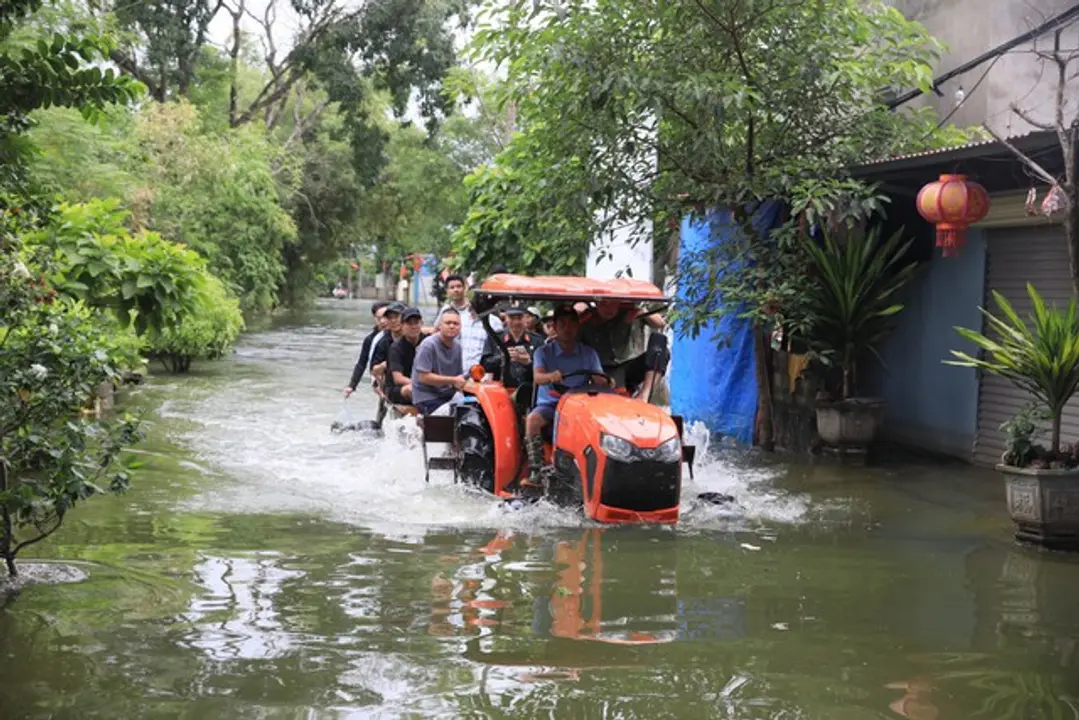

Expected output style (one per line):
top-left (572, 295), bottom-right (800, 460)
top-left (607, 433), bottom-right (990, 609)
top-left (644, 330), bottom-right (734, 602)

top-left (455, 404), bottom-right (495, 493)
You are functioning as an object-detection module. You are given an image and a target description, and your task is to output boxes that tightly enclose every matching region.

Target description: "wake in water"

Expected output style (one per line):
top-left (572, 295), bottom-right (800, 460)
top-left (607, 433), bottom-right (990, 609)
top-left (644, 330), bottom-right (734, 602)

top-left (152, 317), bottom-right (828, 538)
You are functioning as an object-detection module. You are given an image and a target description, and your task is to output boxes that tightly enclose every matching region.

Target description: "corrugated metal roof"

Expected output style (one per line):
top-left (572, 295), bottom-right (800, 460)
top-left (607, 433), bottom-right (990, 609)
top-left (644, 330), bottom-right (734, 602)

top-left (852, 130), bottom-right (1056, 173)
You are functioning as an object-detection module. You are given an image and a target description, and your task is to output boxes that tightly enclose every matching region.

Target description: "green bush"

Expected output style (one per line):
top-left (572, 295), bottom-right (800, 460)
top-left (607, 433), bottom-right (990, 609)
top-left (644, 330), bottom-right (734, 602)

top-left (146, 272), bottom-right (244, 373)
top-left (24, 198), bottom-right (246, 373)
top-left (24, 198), bottom-right (204, 336)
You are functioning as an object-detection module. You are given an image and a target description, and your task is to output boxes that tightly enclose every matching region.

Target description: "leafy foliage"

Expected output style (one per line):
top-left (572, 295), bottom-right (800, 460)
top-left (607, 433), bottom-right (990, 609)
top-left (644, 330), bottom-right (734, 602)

top-left (948, 284), bottom-right (1079, 456)
top-left (1, 223), bottom-right (143, 578)
top-left (999, 403), bottom-right (1053, 468)
top-left (131, 101), bottom-right (298, 314)
top-left (802, 226), bottom-right (917, 399)
top-left (0, 0), bottom-right (141, 202)
top-left (466, 0), bottom-right (978, 319)
top-left (24, 199), bottom-right (205, 336)
top-left (450, 127), bottom-right (592, 277)
top-left (146, 272), bottom-right (244, 373)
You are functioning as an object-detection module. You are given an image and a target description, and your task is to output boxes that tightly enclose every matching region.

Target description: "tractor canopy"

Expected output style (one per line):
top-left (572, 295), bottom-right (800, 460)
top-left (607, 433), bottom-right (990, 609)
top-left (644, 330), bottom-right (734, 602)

top-left (472, 274), bottom-right (671, 314)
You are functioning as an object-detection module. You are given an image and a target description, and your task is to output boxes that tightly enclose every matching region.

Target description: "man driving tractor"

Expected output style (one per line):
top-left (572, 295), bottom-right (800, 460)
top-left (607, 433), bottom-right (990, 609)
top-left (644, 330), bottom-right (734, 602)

top-left (524, 305), bottom-right (607, 489)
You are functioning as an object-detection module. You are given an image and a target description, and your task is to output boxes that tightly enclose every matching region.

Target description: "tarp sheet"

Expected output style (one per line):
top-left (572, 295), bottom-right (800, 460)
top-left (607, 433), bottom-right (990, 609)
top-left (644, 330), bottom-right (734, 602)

top-left (669, 202), bottom-right (784, 446)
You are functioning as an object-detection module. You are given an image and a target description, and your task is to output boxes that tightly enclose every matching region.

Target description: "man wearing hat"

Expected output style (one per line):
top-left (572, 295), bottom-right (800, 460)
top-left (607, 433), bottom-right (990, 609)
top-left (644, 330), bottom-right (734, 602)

top-left (480, 304), bottom-right (544, 391)
top-left (386, 306), bottom-right (428, 404)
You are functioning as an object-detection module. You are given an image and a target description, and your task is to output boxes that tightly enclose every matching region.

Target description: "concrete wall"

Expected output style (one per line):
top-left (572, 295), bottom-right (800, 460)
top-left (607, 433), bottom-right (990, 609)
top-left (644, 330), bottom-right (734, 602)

top-left (889, 0), bottom-right (1078, 136)
top-left (871, 229), bottom-right (987, 459)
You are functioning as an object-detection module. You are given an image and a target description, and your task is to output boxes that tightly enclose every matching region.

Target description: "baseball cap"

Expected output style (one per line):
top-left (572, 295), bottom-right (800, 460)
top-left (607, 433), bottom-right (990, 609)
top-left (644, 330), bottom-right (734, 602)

top-left (401, 306), bottom-right (422, 321)
top-left (526, 306), bottom-right (541, 318)
top-left (384, 302), bottom-right (405, 316)
top-left (551, 305), bottom-right (580, 323)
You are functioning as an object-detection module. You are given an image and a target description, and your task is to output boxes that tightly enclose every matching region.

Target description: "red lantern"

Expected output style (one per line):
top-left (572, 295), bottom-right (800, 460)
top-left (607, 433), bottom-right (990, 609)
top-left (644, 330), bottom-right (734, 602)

top-left (915, 174), bottom-right (990, 258)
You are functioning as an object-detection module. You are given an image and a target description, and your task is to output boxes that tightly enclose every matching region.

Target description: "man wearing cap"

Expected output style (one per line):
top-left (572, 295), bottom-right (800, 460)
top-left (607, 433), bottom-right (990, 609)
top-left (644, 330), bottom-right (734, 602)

top-left (412, 307), bottom-right (467, 415)
top-left (369, 302), bottom-right (406, 385)
top-left (386, 306), bottom-right (427, 404)
top-left (524, 306), bottom-right (606, 489)
top-left (524, 307), bottom-right (541, 334)
top-left (480, 305), bottom-right (544, 390)
top-left (343, 301), bottom-right (389, 397)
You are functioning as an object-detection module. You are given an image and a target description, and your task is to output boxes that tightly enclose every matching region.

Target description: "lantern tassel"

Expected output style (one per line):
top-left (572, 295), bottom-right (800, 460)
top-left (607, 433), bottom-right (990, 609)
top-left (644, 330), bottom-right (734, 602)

top-left (936, 228), bottom-right (965, 258)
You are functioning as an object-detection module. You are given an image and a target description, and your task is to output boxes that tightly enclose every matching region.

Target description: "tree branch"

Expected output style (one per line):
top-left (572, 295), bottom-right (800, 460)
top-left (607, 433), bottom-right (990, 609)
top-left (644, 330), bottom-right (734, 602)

top-left (984, 123), bottom-right (1060, 185)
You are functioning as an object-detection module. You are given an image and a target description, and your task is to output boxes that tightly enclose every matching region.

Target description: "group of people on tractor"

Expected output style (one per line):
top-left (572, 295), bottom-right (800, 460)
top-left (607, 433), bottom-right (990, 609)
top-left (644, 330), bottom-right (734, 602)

top-left (342, 272), bottom-right (671, 484)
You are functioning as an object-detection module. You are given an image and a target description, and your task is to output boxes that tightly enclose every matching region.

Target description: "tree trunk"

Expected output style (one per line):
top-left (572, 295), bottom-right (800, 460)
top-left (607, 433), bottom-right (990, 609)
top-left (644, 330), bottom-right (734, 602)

top-left (0, 462), bottom-right (15, 578)
top-left (1066, 187), bottom-right (1079, 301)
top-left (1052, 411), bottom-right (1063, 455)
top-left (754, 327), bottom-right (774, 450)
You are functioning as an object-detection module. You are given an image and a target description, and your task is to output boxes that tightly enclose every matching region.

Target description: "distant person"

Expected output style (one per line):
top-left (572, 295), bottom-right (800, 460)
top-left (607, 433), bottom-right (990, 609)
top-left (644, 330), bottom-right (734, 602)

top-left (386, 307), bottom-right (427, 404)
top-left (437, 273), bottom-right (500, 369)
top-left (542, 311), bottom-right (556, 341)
top-left (412, 308), bottom-right (467, 415)
top-left (343, 301), bottom-right (389, 397)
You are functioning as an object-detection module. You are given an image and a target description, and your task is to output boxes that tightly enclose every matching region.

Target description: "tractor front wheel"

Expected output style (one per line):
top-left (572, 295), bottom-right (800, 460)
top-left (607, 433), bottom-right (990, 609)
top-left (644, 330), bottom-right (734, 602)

top-left (455, 404), bottom-right (495, 493)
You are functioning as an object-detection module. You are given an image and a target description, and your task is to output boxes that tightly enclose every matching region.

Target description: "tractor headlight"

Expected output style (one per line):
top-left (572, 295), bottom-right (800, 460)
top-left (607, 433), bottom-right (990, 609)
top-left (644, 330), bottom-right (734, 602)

top-left (653, 436), bottom-right (682, 463)
top-left (600, 433), bottom-right (636, 462)
top-left (599, 434), bottom-right (681, 463)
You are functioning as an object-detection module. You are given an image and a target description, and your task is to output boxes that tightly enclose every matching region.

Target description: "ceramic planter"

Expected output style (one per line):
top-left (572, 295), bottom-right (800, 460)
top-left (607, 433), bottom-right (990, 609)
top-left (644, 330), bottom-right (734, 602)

top-left (815, 398), bottom-right (885, 448)
top-left (998, 464), bottom-right (1079, 550)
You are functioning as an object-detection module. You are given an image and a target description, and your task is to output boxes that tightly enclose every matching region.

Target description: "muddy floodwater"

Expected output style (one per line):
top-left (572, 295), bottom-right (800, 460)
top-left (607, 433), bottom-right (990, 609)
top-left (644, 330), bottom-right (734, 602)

top-left (3, 299), bottom-right (1079, 719)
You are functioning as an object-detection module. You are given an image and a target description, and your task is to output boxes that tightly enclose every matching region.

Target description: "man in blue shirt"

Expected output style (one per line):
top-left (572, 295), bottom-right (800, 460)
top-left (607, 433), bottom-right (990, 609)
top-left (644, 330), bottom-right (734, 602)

top-left (524, 305), bottom-right (606, 489)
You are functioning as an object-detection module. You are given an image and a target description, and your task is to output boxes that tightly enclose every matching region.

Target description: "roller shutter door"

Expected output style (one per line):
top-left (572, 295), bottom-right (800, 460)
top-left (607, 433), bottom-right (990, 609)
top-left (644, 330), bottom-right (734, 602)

top-left (974, 225), bottom-right (1074, 465)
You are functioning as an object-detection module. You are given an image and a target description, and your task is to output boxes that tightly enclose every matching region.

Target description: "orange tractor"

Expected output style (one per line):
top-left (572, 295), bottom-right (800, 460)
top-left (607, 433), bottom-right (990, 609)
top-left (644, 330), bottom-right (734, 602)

top-left (419, 274), bottom-right (703, 524)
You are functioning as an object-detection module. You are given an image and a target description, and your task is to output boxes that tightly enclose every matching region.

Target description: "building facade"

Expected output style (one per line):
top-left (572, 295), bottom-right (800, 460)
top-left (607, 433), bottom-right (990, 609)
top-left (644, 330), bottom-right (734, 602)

top-left (858, 0), bottom-right (1076, 463)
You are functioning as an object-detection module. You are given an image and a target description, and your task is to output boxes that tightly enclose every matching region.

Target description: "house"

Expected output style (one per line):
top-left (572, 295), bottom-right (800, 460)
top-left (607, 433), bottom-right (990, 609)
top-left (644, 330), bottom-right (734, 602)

top-left (856, 1), bottom-right (1077, 465)
top-left (856, 132), bottom-right (1067, 464)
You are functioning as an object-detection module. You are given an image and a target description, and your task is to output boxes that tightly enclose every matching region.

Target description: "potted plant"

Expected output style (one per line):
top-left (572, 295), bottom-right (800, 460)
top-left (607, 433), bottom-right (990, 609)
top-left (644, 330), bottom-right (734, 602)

top-left (948, 284), bottom-right (1079, 549)
top-left (802, 226), bottom-right (917, 450)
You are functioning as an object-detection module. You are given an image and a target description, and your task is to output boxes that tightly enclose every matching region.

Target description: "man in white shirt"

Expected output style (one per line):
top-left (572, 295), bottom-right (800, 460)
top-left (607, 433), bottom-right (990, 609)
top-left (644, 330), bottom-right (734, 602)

top-left (436, 273), bottom-right (501, 369)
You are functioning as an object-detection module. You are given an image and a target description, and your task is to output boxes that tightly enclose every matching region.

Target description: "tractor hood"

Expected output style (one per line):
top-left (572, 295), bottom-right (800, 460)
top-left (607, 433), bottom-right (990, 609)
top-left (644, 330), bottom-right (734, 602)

top-left (564, 393), bottom-right (678, 448)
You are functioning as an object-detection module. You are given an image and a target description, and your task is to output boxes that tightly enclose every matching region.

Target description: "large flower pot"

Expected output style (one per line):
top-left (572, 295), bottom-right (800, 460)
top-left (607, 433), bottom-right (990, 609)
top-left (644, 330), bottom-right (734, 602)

top-left (998, 465), bottom-right (1079, 550)
top-left (815, 398), bottom-right (885, 448)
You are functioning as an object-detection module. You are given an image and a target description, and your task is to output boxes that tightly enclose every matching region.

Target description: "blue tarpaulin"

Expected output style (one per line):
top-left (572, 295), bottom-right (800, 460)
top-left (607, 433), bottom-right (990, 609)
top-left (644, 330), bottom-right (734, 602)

top-left (670, 202), bottom-right (784, 446)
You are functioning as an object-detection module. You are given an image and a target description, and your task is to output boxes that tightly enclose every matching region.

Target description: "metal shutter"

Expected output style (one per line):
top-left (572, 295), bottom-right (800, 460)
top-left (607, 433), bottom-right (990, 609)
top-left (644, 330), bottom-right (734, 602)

top-left (974, 225), bottom-right (1073, 465)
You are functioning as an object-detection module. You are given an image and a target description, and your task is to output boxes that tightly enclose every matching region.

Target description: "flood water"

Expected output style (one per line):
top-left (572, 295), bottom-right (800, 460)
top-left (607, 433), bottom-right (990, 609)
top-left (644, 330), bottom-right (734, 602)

top-left (4, 299), bottom-right (1079, 719)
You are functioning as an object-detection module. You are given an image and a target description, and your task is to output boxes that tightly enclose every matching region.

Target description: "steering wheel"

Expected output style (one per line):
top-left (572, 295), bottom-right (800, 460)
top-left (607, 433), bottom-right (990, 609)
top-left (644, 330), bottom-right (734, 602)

top-left (551, 368), bottom-right (613, 394)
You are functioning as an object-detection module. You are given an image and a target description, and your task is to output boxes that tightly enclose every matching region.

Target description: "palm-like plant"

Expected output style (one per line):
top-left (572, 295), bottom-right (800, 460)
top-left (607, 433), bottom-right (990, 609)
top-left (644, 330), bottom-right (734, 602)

top-left (948, 284), bottom-right (1079, 456)
top-left (803, 226), bottom-right (918, 399)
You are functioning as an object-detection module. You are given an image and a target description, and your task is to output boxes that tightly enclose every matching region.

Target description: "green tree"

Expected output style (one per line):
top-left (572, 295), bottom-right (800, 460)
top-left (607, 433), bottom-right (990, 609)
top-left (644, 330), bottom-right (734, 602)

top-left (0, 0), bottom-right (141, 202)
top-left (131, 101), bottom-right (299, 314)
top-left (466, 0), bottom-right (975, 303)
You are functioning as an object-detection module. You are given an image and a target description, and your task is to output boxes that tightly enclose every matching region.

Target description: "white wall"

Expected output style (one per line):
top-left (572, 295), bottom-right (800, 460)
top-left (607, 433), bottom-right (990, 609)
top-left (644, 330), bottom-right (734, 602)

top-left (586, 219), bottom-right (654, 282)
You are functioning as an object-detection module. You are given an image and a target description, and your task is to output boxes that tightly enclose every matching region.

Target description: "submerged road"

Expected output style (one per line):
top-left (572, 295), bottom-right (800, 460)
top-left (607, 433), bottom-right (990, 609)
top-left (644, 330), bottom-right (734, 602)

top-left (2, 298), bottom-right (1079, 718)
